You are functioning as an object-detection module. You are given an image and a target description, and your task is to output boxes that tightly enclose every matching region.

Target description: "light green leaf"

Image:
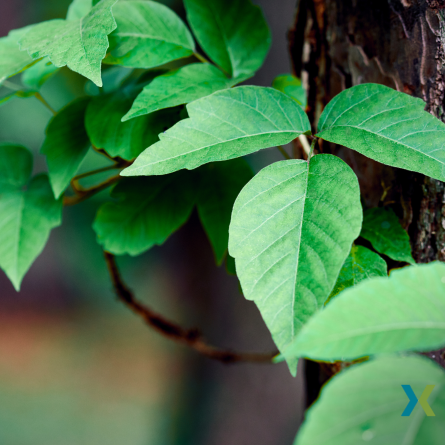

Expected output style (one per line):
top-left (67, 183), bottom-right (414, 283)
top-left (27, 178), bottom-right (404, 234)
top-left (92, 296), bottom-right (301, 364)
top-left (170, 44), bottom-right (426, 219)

top-left (184, 0), bottom-right (270, 79)
top-left (66, 0), bottom-right (92, 20)
top-left (0, 174), bottom-right (63, 291)
top-left (0, 144), bottom-right (32, 192)
top-left (122, 63), bottom-right (233, 121)
top-left (85, 89), bottom-right (182, 160)
top-left (197, 159), bottom-right (253, 265)
top-left (361, 207), bottom-right (415, 264)
top-left (22, 58), bottom-right (58, 90)
top-left (93, 173), bottom-right (195, 255)
top-left (41, 98), bottom-right (91, 198)
top-left (317, 83), bottom-right (445, 181)
top-left (329, 245), bottom-right (387, 299)
top-left (18, 0), bottom-right (118, 86)
top-left (285, 262), bottom-right (445, 362)
top-left (0, 27), bottom-right (36, 84)
top-left (228, 155), bottom-right (362, 374)
top-left (122, 86), bottom-right (311, 177)
top-left (295, 355), bottom-right (445, 445)
top-left (105, 1), bottom-right (195, 69)
top-left (273, 74), bottom-right (307, 108)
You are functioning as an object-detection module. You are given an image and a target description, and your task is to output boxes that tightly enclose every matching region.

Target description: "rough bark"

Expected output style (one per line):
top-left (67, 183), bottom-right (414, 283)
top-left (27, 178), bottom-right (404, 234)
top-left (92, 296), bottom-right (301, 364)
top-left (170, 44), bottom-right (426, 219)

top-left (290, 0), bottom-right (445, 403)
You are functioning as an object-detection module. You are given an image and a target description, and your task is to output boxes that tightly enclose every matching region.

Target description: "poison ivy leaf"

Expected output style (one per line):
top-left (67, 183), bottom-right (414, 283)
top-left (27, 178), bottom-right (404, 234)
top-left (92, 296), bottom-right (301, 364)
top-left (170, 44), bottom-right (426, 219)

top-left (329, 245), bottom-right (387, 299)
top-left (273, 74), bottom-right (307, 108)
top-left (18, 0), bottom-right (118, 86)
top-left (22, 58), bottom-right (58, 90)
top-left (41, 98), bottom-right (91, 198)
top-left (122, 64), bottom-right (233, 121)
top-left (228, 155), bottom-right (362, 374)
top-left (105, 1), bottom-right (195, 69)
top-left (0, 144), bottom-right (32, 192)
top-left (317, 83), bottom-right (445, 181)
top-left (0, 171), bottom-right (63, 291)
top-left (0, 27), bottom-right (35, 84)
top-left (183, 0), bottom-right (271, 79)
top-left (122, 86), bottom-right (311, 177)
top-left (66, 0), bottom-right (92, 20)
top-left (285, 262), bottom-right (445, 362)
top-left (93, 172), bottom-right (195, 255)
top-left (85, 66), bottom-right (133, 96)
top-left (197, 159), bottom-right (253, 265)
top-left (85, 89), bottom-right (182, 160)
top-left (361, 207), bottom-right (415, 264)
top-left (295, 355), bottom-right (445, 445)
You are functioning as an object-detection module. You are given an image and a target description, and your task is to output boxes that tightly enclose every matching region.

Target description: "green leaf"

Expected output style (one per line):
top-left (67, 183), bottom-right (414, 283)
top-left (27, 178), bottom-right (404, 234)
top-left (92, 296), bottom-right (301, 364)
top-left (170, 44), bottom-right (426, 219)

top-left (85, 89), bottom-right (182, 160)
top-left (317, 83), bottom-right (445, 181)
top-left (228, 155), bottom-right (362, 374)
top-left (18, 0), bottom-right (118, 86)
top-left (197, 159), bottom-right (253, 265)
top-left (272, 74), bottom-right (307, 108)
top-left (361, 207), bottom-right (415, 264)
top-left (22, 58), bottom-right (58, 90)
top-left (329, 245), bottom-right (387, 300)
top-left (41, 98), bottom-right (91, 198)
top-left (184, 0), bottom-right (271, 79)
top-left (0, 144), bottom-right (32, 192)
top-left (0, 89), bottom-right (36, 107)
top-left (0, 174), bottom-right (63, 291)
top-left (105, 1), bottom-right (195, 69)
top-left (122, 86), bottom-right (311, 177)
top-left (285, 262), bottom-right (445, 362)
top-left (93, 173), bottom-right (195, 255)
top-left (66, 0), bottom-right (92, 20)
top-left (0, 27), bottom-right (36, 84)
top-left (122, 63), bottom-right (234, 121)
top-left (295, 355), bottom-right (445, 445)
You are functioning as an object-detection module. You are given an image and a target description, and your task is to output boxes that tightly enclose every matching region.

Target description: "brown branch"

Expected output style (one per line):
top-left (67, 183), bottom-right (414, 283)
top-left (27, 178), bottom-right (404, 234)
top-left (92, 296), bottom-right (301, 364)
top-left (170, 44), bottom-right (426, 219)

top-left (103, 251), bottom-right (278, 364)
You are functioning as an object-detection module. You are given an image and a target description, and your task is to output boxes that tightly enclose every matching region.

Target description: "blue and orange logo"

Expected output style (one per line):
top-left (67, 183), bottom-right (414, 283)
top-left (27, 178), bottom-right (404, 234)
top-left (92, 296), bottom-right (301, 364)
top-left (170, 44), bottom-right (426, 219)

top-left (401, 385), bottom-right (435, 416)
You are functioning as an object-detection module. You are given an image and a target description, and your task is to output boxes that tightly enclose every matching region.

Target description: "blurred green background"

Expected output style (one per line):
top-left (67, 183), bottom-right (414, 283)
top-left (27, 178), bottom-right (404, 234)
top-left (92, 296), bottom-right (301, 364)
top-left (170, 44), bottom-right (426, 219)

top-left (0, 1), bottom-right (305, 444)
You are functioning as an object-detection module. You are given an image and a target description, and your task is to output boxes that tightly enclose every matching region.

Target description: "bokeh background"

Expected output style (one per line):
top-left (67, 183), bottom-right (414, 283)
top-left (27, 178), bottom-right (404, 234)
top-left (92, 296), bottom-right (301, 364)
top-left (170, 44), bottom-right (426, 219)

top-left (0, 1), bottom-right (305, 443)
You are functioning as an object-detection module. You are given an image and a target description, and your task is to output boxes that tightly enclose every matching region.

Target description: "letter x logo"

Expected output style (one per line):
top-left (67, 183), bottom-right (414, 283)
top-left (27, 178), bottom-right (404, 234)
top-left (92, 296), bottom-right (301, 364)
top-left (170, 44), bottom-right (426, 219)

top-left (401, 385), bottom-right (436, 416)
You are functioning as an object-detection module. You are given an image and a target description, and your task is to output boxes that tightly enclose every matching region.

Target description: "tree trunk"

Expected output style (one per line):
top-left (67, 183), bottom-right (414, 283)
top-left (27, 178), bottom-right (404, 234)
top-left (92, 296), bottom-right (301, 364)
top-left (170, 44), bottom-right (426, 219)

top-left (290, 0), bottom-right (445, 405)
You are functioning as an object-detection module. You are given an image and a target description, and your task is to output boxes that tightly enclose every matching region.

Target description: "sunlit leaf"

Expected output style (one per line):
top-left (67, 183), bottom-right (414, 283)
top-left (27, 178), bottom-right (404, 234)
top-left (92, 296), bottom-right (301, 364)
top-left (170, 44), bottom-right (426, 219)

top-left (273, 74), bottom-right (307, 108)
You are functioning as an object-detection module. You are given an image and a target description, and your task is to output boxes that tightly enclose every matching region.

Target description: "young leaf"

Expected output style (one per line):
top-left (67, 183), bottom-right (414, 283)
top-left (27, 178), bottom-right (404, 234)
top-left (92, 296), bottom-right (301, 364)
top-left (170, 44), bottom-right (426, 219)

top-left (105, 1), bottom-right (195, 69)
top-left (0, 174), bottom-right (63, 291)
top-left (122, 64), bottom-right (234, 121)
top-left (41, 98), bottom-right (91, 198)
top-left (85, 90), bottom-right (182, 160)
top-left (18, 0), bottom-right (118, 86)
top-left (93, 173), bottom-right (195, 256)
top-left (295, 355), bottom-right (445, 445)
top-left (122, 86), bottom-right (311, 177)
top-left (329, 245), bottom-right (387, 299)
top-left (273, 74), bottom-right (307, 108)
top-left (228, 155), bottom-right (362, 374)
top-left (183, 0), bottom-right (271, 79)
top-left (361, 207), bottom-right (415, 264)
top-left (22, 58), bottom-right (58, 90)
top-left (66, 0), bottom-right (92, 20)
top-left (285, 262), bottom-right (445, 362)
top-left (0, 144), bottom-right (33, 191)
top-left (197, 159), bottom-right (253, 265)
top-left (317, 83), bottom-right (445, 181)
top-left (0, 27), bottom-right (35, 84)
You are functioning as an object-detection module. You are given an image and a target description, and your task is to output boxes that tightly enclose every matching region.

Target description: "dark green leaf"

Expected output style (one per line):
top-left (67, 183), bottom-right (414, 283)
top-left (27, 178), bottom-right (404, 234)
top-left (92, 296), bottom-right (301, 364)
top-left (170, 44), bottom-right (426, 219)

top-left (184, 0), bottom-right (271, 79)
top-left (228, 155), bottom-right (362, 374)
top-left (0, 144), bottom-right (32, 192)
top-left (285, 262), bottom-right (445, 362)
top-left (273, 74), bottom-right (307, 108)
top-left (361, 207), bottom-right (414, 264)
top-left (122, 63), bottom-right (233, 121)
top-left (105, 1), bottom-right (195, 69)
top-left (93, 173), bottom-right (195, 255)
top-left (122, 86), bottom-right (311, 177)
top-left (41, 98), bottom-right (91, 198)
top-left (317, 83), bottom-right (445, 181)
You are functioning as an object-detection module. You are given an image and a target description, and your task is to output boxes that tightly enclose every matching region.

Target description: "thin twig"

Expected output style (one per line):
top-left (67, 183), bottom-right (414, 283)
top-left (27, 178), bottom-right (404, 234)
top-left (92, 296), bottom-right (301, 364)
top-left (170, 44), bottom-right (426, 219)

top-left (298, 134), bottom-right (312, 156)
top-left (193, 52), bottom-right (211, 64)
top-left (103, 251), bottom-right (278, 364)
top-left (35, 92), bottom-right (56, 115)
top-left (277, 145), bottom-right (291, 160)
